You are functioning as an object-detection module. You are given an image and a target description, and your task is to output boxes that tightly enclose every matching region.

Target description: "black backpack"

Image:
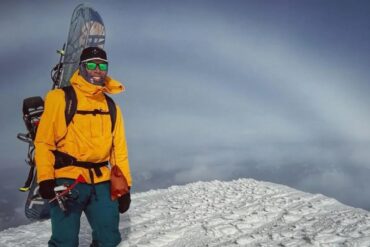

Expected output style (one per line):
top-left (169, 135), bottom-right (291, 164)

top-left (62, 86), bottom-right (117, 132)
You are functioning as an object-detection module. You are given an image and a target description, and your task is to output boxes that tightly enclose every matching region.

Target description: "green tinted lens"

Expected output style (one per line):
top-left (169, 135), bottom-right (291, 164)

top-left (98, 63), bottom-right (108, 71)
top-left (86, 62), bottom-right (97, 70)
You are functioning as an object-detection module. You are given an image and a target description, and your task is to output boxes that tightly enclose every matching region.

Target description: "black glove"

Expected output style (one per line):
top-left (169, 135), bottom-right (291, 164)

top-left (39, 179), bottom-right (56, 199)
top-left (118, 193), bottom-right (131, 214)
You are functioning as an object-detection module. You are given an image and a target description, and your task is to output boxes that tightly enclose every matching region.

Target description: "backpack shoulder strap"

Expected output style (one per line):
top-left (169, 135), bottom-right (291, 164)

top-left (61, 86), bottom-right (77, 127)
top-left (104, 93), bottom-right (117, 133)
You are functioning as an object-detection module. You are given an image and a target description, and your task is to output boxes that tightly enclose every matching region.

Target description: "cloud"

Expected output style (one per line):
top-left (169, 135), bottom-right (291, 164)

top-left (0, 167), bottom-right (31, 231)
top-left (167, 154), bottom-right (370, 211)
top-left (297, 165), bottom-right (370, 209)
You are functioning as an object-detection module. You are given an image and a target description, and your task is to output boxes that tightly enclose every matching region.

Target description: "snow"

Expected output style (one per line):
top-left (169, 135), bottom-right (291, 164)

top-left (1, 178), bottom-right (370, 246)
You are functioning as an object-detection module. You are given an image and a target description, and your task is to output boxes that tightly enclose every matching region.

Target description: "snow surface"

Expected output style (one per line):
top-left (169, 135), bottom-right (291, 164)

top-left (1, 178), bottom-right (370, 246)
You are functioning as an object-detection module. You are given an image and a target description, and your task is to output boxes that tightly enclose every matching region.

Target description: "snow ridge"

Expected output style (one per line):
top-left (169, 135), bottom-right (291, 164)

top-left (1, 178), bottom-right (370, 246)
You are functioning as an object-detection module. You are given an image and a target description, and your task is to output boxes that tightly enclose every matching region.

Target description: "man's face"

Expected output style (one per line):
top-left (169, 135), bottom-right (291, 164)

top-left (83, 59), bottom-right (108, 85)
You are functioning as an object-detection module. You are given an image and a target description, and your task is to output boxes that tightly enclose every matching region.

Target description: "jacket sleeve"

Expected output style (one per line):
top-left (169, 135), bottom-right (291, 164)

top-left (34, 90), bottom-right (65, 182)
top-left (110, 104), bottom-right (132, 187)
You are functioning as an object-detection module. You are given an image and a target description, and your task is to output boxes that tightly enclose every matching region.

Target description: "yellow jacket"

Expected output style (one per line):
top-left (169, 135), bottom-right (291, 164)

top-left (34, 70), bottom-right (132, 186)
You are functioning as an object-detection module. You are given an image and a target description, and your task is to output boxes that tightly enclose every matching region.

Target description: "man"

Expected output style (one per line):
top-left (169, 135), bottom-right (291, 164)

top-left (35, 47), bottom-right (132, 247)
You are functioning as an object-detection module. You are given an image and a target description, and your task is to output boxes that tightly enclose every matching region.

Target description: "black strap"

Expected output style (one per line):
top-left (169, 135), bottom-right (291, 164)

top-left (104, 94), bottom-right (116, 133)
top-left (62, 86), bottom-right (117, 132)
top-left (53, 150), bottom-right (107, 177)
top-left (76, 109), bottom-right (110, 116)
top-left (19, 165), bottom-right (35, 192)
top-left (62, 86), bottom-right (77, 127)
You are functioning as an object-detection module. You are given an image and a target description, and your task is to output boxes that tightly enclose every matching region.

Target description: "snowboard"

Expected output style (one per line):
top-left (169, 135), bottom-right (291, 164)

top-left (18, 96), bottom-right (50, 220)
top-left (19, 3), bottom-right (106, 220)
top-left (59, 3), bottom-right (105, 88)
top-left (24, 171), bottom-right (51, 220)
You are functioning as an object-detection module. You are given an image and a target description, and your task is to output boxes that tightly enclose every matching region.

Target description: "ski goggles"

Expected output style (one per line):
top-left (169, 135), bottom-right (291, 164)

top-left (84, 62), bottom-right (108, 71)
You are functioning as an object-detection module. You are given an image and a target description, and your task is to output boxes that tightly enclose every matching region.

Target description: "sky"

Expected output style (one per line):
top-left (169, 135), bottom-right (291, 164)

top-left (1, 0), bottom-right (370, 230)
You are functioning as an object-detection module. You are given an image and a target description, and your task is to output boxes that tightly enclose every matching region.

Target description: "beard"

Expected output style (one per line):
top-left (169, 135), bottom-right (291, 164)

top-left (79, 65), bottom-right (107, 86)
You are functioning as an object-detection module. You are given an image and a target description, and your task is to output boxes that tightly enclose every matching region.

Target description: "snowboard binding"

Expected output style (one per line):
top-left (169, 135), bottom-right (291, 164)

top-left (17, 96), bottom-right (44, 192)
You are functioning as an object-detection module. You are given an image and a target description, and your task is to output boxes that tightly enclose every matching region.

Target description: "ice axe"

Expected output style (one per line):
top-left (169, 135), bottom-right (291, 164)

top-left (49, 175), bottom-right (86, 211)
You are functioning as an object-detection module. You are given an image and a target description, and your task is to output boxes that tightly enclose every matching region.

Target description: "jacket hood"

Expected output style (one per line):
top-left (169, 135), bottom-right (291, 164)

top-left (70, 70), bottom-right (125, 96)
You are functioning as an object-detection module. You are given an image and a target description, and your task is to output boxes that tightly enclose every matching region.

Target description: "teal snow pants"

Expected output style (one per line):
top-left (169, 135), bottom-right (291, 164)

top-left (48, 179), bottom-right (121, 247)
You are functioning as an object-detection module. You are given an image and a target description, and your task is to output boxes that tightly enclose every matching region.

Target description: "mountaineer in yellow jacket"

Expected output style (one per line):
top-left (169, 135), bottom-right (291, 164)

top-left (34, 47), bottom-right (131, 247)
